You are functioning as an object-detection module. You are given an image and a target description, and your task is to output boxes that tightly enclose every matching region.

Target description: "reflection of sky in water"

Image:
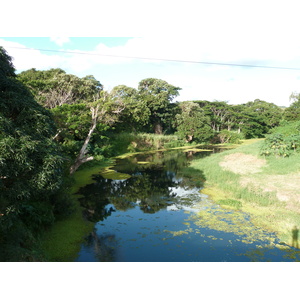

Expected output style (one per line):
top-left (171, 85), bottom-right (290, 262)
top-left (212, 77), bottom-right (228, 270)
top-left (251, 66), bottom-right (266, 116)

top-left (166, 186), bottom-right (202, 212)
top-left (75, 150), bottom-right (300, 262)
top-left (76, 187), bottom-right (300, 262)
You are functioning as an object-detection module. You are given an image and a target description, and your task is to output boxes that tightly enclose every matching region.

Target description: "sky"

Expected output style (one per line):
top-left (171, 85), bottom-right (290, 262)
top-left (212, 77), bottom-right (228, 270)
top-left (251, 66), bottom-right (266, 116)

top-left (2, 1), bottom-right (300, 108)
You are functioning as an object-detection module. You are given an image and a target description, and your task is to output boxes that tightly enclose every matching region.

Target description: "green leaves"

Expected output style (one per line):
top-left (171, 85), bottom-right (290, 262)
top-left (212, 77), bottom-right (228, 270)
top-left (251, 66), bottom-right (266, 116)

top-left (261, 131), bottom-right (300, 157)
top-left (17, 68), bottom-right (103, 108)
top-left (0, 47), bottom-right (71, 261)
top-left (175, 101), bottom-right (213, 143)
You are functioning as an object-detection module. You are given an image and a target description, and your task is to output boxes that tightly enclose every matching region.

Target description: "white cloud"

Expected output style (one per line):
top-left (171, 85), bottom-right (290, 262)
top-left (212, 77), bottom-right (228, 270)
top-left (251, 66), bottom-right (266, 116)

top-left (2, 3), bottom-right (300, 110)
top-left (0, 39), bottom-right (66, 71)
top-left (50, 37), bottom-right (71, 47)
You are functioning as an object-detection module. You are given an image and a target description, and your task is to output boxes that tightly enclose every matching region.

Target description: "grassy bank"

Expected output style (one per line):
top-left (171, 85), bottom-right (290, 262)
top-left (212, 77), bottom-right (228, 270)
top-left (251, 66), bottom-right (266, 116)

top-left (183, 139), bottom-right (300, 247)
top-left (40, 159), bottom-right (114, 261)
top-left (40, 133), bottom-right (186, 261)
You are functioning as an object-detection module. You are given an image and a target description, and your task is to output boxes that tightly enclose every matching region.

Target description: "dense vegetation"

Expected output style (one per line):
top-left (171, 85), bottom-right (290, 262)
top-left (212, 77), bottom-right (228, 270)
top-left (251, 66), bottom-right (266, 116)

top-left (1, 46), bottom-right (300, 261)
top-left (0, 47), bottom-right (72, 261)
top-left (17, 66), bottom-right (288, 164)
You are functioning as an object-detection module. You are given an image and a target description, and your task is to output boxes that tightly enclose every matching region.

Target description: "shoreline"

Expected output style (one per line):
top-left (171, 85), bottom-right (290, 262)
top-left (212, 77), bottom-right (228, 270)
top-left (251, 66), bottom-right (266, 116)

top-left (185, 139), bottom-right (300, 248)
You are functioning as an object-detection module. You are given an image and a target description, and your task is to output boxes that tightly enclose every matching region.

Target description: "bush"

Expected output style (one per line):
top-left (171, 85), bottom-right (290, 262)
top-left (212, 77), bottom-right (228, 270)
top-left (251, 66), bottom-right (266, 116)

top-left (260, 133), bottom-right (300, 157)
top-left (260, 121), bottom-right (300, 157)
top-left (215, 130), bottom-right (243, 144)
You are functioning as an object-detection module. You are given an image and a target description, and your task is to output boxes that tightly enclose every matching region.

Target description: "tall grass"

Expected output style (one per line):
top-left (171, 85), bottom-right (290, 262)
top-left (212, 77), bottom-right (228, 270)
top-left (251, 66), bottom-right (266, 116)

top-left (109, 132), bottom-right (185, 156)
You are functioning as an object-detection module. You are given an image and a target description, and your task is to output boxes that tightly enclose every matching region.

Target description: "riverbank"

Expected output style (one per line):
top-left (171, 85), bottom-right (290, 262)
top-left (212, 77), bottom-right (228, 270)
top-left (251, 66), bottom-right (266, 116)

top-left (40, 160), bottom-right (114, 261)
top-left (39, 140), bottom-right (211, 261)
top-left (184, 139), bottom-right (300, 247)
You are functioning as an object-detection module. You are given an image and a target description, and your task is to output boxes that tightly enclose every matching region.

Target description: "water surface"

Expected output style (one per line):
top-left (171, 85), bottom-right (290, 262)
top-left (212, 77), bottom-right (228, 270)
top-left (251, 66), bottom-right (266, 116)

top-left (75, 149), bottom-right (300, 262)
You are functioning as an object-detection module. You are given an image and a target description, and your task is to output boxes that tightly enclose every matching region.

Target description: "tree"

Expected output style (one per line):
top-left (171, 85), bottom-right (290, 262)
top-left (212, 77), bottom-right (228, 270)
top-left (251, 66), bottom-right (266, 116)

top-left (110, 85), bottom-right (150, 132)
top-left (284, 92), bottom-right (300, 121)
top-left (239, 99), bottom-right (282, 138)
top-left (137, 78), bottom-right (181, 134)
top-left (174, 101), bottom-right (213, 143)
top-left (208, 101), bottom-right (230, 132)
top-left (17, 68), bottom-right (103, 108)
top-left (193, 100), bottom-right (232, 132)
top-left (69, 91), bottom-right (125, 174)
top-left (244, 99), bottom-right (282, 128)
top-left (17, 68), bottom-right (124, 174)
top-left (0, 47), bottom-right (69, 261)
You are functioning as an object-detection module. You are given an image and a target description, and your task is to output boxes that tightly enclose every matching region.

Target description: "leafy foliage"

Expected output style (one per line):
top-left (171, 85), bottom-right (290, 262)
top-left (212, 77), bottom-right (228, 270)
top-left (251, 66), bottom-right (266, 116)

top-left (138, 78), bottom-right (181, 134)
top-left (260, 121), bottom-right (300, 157)
top-left (174, 101), bottom-right (213, 143)
top-left (216, 130), bottom-right (243, 144)
top-left (17, 68), bottom-right (103, 108)
top-left (0, 47), bottom-right (71, 261)
top-left (283, 92), bottom-right (300, 121)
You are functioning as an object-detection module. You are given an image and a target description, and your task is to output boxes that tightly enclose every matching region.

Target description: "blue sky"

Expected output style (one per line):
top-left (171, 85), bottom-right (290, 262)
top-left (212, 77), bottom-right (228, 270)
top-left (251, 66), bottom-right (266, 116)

top-left (2, 1), bottom-right (300, 107)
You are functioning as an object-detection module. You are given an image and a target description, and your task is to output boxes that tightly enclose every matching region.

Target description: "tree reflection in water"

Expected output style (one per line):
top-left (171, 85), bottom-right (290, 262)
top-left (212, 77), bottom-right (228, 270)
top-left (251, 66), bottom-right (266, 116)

top-left (84, 230), bottom-right (118, 262)
top-left (75, 149), bottom-right (300, 262)
top-left (77, 150), bottom-right (206, 222)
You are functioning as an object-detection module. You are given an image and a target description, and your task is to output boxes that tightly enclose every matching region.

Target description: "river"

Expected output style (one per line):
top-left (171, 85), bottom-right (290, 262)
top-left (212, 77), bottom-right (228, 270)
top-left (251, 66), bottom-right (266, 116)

top-left (74, 147), bottom-right (300, 262)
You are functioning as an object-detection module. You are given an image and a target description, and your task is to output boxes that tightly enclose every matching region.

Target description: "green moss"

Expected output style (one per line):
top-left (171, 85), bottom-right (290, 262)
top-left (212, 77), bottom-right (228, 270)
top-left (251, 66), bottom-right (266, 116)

top-left (40, 197), bottom-right (94, 262)
top-left (100, 169), bottom-right (131, 180)
top-left (40, 159), bottom-right (116, 261)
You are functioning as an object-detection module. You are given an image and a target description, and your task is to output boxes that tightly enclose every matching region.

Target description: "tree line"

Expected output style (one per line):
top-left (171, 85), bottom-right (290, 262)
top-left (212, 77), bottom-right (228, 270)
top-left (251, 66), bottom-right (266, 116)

top-left (16, 65), bottom-right (296, 172)
top-left (1, 46), bottom-right (300, 261)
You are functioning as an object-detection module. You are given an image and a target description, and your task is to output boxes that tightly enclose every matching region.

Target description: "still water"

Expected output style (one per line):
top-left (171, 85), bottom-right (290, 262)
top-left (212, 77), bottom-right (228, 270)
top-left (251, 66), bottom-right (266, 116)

top-left (75, 148), bottom-right (300, 262)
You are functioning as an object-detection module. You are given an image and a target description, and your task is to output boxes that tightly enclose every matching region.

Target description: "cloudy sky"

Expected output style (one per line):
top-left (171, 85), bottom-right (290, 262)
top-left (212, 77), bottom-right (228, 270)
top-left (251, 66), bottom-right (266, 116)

top-left (1, 1), bottom-right (300, 107)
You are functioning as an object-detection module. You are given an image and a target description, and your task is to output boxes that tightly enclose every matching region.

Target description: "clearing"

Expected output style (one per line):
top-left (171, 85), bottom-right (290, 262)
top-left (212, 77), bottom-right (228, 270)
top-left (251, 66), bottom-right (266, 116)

top-left (219, 152), bottom-right (300, 210)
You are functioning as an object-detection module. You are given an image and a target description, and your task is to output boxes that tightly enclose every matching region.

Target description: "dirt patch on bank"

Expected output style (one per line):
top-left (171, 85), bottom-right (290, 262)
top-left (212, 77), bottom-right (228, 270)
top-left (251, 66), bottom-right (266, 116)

top-left (219, 152), bottom-right (300, 207)
top-left (219, 153), bottom-right (267, 174)
top-left (240, 173), bottom-right (300, 208)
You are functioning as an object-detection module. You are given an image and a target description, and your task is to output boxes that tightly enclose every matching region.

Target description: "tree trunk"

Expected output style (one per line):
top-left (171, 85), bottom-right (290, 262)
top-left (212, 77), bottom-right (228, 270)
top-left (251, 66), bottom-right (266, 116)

top-left (70, 105), bottom-right (99, 175)
top-left (186, 135), bottom-right (193, 142)
top-left (154, 123), bottom-right (163, 134)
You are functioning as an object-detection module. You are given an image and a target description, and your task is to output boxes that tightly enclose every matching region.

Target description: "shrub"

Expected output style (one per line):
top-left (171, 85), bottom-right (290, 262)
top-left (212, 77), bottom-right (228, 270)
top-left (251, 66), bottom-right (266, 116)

top-left (215, 130), bottom-right (243, 144)
top-left (260, 133), bottom-right (300, 157)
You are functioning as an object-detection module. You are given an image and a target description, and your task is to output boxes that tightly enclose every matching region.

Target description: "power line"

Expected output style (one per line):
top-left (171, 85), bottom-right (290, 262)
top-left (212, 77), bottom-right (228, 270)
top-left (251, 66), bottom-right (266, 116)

top-left (5, 45), bottom-right (300, 71)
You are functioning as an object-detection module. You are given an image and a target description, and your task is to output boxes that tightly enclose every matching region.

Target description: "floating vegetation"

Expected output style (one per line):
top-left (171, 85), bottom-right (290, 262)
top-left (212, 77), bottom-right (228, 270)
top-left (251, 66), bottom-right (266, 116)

top-left (183, 149), bottom-right (213, 153)
top-left (100, 167), bottom-right (131, 180)
top-left (189, 201), bottom-right (279, 246)
top-left (164, 230), bottom-right (189, 237)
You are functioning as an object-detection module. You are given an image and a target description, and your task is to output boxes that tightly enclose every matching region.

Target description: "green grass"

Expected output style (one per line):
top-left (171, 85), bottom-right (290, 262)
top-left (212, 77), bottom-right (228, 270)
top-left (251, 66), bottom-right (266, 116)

top-left (263, 154), bottom-right (300, 175)
top-left (40, 159), bottom-right (115, 261)
top-left (183, 139), bottom-right (300, 247)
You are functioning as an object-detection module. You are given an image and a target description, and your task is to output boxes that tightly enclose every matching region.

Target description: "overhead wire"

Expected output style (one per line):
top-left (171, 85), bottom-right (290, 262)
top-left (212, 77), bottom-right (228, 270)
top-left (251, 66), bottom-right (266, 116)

top-left (5, 45), bottom-right (300, 71)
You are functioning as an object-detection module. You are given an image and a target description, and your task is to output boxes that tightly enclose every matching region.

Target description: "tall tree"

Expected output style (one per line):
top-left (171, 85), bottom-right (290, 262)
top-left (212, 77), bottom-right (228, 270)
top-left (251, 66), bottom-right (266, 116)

top-left (0, 47), bottom-right (68, 261)
top-left (69, 91), bottom-right (125, 174)
top-left (137, 78), bottom-right (181, 134)
top-left (174, 101), bottom-right (213, 143)
top-left (284, 92), bottom-right (300, 121)
top-left (17, 68), bottom-right (103, 108)
top-left (110, 85), bottom-right (150, 132)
